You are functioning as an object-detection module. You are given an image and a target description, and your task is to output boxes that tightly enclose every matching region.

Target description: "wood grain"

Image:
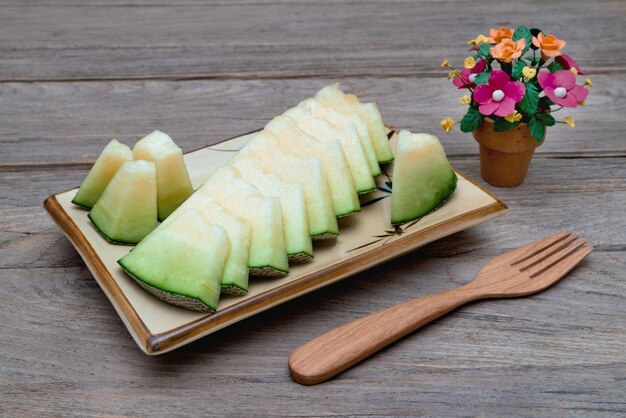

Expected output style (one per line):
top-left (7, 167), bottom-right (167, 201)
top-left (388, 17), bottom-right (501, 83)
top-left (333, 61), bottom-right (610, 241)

top-left (1, 0), bottom-right (624, 81)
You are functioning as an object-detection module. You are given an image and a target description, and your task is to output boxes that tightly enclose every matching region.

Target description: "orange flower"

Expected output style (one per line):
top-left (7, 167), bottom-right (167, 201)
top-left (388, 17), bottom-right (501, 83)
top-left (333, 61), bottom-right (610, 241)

top-left (532, 33), bottom-right (566, 58)
top-left (490, 39), bottom-right (526, 63)
top-left (488, 27), bottom-right (515, 44)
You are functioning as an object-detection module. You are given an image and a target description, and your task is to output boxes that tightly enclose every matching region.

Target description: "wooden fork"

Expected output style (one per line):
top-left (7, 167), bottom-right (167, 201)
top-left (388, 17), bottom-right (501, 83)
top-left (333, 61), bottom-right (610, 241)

top-left (289, 231), bottom-right (593, 385)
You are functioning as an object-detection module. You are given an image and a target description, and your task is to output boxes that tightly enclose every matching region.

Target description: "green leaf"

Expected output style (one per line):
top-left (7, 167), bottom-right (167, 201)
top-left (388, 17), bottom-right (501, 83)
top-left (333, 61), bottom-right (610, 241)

top-left (478, 43), bottom-right (492, 59)
top-left (536, 112), bottom-right (555, 126)
top-left (493, 117), bottom-right (520, 132)
top-left (547, 61), bottom-right (563, 73)
top-left (529, 116), bottom-right (546, 141)
top-left (500, 61), bottom-right (512, 74)
top-left (474, 72), bottom-right (490, 85)
top-left (513, 26), bottom-right (532, 53)
top-left (512, 60), bottom-right (527, 79)
top-left (460, 107), bottom-right (484, 133)
top-left (518, 82), bottom-right (539, 114)
top-left (539, 96), bottom-right (554, 109)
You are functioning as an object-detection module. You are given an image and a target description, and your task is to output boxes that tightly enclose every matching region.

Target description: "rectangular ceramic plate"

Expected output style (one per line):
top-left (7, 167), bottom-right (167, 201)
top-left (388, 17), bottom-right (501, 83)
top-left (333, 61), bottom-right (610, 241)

top-left (45, 128), bottom-right (507, 355)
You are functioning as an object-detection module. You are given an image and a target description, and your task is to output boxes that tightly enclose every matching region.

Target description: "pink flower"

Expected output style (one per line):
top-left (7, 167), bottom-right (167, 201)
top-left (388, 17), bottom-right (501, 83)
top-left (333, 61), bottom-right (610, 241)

top-left (453, 59), bottom-right (487, 89)
top-left (555, 53), bottom-right (585, 75)
top-left (473, 70), bottom-right (526, 117)
top-left (538, 70), bottom-right (589, 107)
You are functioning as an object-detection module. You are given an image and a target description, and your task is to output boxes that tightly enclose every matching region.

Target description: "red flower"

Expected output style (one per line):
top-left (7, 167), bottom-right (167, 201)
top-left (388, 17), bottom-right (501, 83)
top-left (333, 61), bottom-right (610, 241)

top-left (555, 53), bottom-right (585, 75)
top-left (452, 59), bottom-right (487, 89)
top-left (473, 70), bottom-right (526, 117)
top-left (538, 70), bottom-right (589, 107)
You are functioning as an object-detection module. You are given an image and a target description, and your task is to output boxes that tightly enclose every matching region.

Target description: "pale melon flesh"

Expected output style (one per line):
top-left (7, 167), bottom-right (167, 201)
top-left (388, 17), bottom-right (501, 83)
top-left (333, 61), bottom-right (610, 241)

top-left (118, 210), bottom-right (229, 312)
top-left (72, 139), bottom-right (133, 209)
top-left (88, 160), bottom-right (158, 244)
top-left (132, 130), bottom-right (194, 221)
top-left (390, 131), bottom-right (457, 225)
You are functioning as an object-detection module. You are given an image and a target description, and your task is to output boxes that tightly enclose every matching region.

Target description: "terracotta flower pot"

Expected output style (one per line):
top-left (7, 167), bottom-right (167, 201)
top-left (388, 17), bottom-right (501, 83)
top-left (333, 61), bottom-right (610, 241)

top-left (472, 118), bottom-right (544, 187)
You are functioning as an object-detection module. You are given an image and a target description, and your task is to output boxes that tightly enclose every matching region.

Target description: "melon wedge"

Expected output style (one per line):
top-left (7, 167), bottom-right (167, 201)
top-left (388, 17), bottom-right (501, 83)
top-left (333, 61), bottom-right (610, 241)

top-left (132, 130), bottom-right (194, 221)
top-left (265, 115), bottom-right (360, 216)
top-left (118, 210), bottom-right (229, 312)
top-left (72, 139), bottom-right (133, 209)
top-left (390, 131), bottom-right (457, 225)
top-left (88, 160), bottom-right (158, 244)
top-left (314, 83), bottom-right (394, 163)
top-left (284, 105), bottom-right (376, 193)
top-left (199, 166), bottom-right (289, 276)
top-left (159, 193), bottom-right (251, 295)
top-left (300, 98), bottom-right (381, 178)
top-left (229, 154), bottom-right (313, 262)
top-left (240, 131), bottom-right (339, 239)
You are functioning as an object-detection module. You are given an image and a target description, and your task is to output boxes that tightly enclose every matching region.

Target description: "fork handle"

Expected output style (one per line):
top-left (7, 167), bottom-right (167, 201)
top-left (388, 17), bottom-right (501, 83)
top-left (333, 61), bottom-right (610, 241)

top-left (288, 285), bottom-right (480, 385)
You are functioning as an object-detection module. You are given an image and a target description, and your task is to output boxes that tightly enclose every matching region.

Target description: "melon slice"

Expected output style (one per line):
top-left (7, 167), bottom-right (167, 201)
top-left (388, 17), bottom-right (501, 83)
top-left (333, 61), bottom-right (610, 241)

top-left (314, 83), bottom-right (394, 163)
top-left (88, 160), bottom-right (158, 244)
top-left (132, 130), bottom-right (194, 221)
top-left (300, 98), bottom-right (381, 178)
top-left (283, 105), bottom-right (377, 194)
top-left (118, 210), bottom-right (229, 312)
top-left (265, 115), bottom-right (360, 216)
top-left (390, 131), bottom-right (457, 225)
top-left (240, 131), bottom-right (338, 239)
top-left (72, 139), bottom-right (133, 209)
top-left (159, 193), bottom-right (250, 295)
top-left (229, 154), bottom-right (313, 262)
top-left (199, 166), bottom-right (289, 276)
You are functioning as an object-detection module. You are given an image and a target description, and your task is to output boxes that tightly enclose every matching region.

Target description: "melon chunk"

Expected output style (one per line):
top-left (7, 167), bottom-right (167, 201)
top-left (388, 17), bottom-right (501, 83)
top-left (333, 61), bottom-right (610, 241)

top-left (118, 210), bottom-right (229, 312)
top-left (314, 83), bottom-right (394, 163)
top-left (390, 131), bottom-right (457, 224)
top-left (266, 115), bottom-right (360, 216)
top-left (72, 139), bottom-right (133, 209)
top-left (132, 130), bottom-right (194, 221)
top-left (159, 192), bottom-right (251, 295)
top-left (240, 131), bottom-right (339, 239)
top-left (229, 154), bottom-right (313, 262)
top-left (199, 166), bottom-right (289, 276)
top-left (88, 160), bottom-right (158, 244)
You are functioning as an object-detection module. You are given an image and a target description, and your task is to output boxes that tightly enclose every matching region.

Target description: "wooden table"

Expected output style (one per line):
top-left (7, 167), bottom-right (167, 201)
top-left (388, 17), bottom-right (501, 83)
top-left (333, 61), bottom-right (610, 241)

top-left (2, 1), bottom-right (624, 416)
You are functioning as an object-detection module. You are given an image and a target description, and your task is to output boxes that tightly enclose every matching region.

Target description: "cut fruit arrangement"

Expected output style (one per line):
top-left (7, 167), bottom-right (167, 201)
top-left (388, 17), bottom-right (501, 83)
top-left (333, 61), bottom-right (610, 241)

top-left (73, 83), bottom-right (457, 313)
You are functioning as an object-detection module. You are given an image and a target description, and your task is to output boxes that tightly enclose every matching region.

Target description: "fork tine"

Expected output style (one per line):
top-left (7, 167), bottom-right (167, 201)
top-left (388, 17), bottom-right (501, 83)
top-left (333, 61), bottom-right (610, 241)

top-left (510, 231), bottom-right (572, 265)
top-left (527, 240), bottom-right (587, 278)
top-left (516, 234), bottom-right (578, 271)
top-left (532, 245), bottom-right (593, 286)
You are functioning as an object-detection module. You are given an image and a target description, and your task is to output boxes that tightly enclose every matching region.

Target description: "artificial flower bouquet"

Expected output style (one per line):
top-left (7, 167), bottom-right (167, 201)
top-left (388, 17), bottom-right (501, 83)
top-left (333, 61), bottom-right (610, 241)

top-left (441, 26), bottom-right (592, 141)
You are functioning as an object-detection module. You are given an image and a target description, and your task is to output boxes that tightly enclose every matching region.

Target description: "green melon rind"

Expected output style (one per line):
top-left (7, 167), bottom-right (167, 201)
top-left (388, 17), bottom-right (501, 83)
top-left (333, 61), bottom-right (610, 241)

top-left (88, 212), bottom-right (139, 245)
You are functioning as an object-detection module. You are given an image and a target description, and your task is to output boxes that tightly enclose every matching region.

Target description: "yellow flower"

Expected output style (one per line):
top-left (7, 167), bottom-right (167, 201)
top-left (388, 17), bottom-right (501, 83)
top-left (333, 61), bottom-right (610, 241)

top-left (563, 116), bottom-right (575, 128)
top-left (584, 78), bottom-right (593, 87)
top-left (468, 34), bottom-right (489, 46)
top-left (579, 100), bottom-right (585, 107)
top-left (459, 95), bottom-right (471, 105)
top-left (447, 69), bottom-right (460, 80)
top-left (464, 56), bottom-right (476, 69)
top-left (440, 117), bottom-right (455, 133)
top-left (570, 67), bottom-right (578, 76)
top-left (504, 111), bottom-right (523, 123)
top-left (522, 66), bottom-right (537, 79)
top-left (440, 58), bottom-right (450, 68)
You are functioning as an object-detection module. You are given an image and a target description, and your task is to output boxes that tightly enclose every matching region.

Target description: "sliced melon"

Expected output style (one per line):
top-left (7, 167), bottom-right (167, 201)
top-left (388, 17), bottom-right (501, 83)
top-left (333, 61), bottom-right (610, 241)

top-left (72, 139), bottom-right (133, 209)
top-left (199, 166), bottom-right (289, 276)
top-left (118, 210), bottom-right (229, 312)
top-left (240, 131), bottom-right (339, 239)
top-left (229, 154), bottom-right (313, 262)
top-left (314, 83), bottom-right (394, 163)
top-left (132, 130), bottom-right (194, 221)
top-left (284, 106), bottom-right (376, 193)
top-left (88, 160), bottom-right (158, 244)
top-left (159, 193), bottom-right (250, 295)
top-left (265, 115), bottom-right (360, 216)
top-left (300, 98), bottom-right (381, 178)
top-left (390, 131), bottom-right (457, 225)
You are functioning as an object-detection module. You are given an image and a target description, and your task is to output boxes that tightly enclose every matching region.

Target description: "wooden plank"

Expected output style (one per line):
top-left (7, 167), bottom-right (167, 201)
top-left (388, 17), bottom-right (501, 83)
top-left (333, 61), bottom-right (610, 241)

top-left (0, 0), bottom-right (624, 81)
top-left (0, 75), bottom-right (622, 166)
